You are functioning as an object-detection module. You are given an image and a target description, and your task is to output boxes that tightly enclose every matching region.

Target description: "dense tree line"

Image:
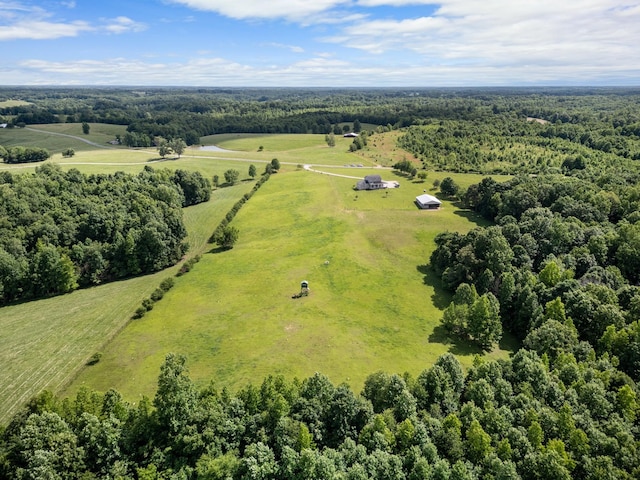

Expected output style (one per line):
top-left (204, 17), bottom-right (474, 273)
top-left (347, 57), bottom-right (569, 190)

top-left (430, 174), bottom-right (640, 382)
top-left (1, 349), bottom-right (638, 479)
top-left (0, 146), bottom-right (50, 164)
top-left (4, 87), bottom-right (639, 150)
top-left (0, 165), bottom-right (210, 304)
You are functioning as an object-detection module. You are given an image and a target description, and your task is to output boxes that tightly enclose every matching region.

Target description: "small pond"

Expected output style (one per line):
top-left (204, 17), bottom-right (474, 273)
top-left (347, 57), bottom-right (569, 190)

top-left (198, 145), bottom-right (234, 152)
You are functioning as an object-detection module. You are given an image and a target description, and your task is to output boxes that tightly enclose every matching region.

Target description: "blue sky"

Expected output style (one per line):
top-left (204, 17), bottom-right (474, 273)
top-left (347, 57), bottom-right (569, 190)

top-left (1, 0), bottom-right (639, 86)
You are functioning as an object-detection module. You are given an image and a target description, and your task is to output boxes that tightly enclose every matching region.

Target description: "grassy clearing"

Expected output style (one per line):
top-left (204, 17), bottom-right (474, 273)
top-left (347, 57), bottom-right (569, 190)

top-left (200, 133), bottom-right (375, 168)
top-left (0, 123), bottom-right (127, 154)
top-left (201, 133), bottom-right (325, 152)
top-left (2, 129), bottom-right (515, 422)
top-left (0, 100), bottom-right (32, 107)
top-left (65, 168), bottom-right (514, 402)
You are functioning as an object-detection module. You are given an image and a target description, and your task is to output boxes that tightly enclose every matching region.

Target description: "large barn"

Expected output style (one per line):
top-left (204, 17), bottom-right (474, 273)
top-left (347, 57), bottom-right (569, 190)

top-left (415, 193), bottom-right (442, 209)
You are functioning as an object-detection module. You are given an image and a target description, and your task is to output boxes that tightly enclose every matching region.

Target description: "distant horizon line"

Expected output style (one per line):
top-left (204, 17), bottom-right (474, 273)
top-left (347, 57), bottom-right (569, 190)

top-left (1, 85), bottom-right (640, 90)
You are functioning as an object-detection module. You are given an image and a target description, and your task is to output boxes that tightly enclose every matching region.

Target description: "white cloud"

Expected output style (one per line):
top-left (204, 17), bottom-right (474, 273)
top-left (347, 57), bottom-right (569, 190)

top-left (168, 0), bottom-right (350, 20)
top-left (356, 0), bottom-right (434, 5)
top-left (264, 42), bottom-right (305, 53)
top-left (102, 16), bottom-right (147, 34)
top-left (323, 0), bottom-right (640, 74)
top-left (0, 20), bottom-right (92, 40)
top-left (13, 50), bottom-right (639, 86)
top-left (0, 3), bottom-right (145, 41)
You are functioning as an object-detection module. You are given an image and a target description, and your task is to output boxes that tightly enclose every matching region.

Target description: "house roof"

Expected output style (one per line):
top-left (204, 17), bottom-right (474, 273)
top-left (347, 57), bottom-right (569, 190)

top-left (365, 175), bottom-right (382, 183)
top-left (416, 193), bottom-right (441, 205)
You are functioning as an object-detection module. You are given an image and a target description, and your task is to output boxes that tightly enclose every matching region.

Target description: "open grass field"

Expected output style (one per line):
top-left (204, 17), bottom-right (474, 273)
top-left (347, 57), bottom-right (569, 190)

top-left (0, 100), bottom-right (32, 108)
top-left (0, 123), bottom-right (127, 154)
top-left (64, 166), bottom-right (515, 402)
top-left (1, 127), bottom-right (515, 423)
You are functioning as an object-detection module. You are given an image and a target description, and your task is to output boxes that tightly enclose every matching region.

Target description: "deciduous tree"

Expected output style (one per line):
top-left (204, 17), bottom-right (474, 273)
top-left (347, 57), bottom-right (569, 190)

top-left (440, 177), bottom-right (460, 197)
top-left (224, 169), bottom-right (240, 185)
top-left (216, 225), bottom-right (239, 249)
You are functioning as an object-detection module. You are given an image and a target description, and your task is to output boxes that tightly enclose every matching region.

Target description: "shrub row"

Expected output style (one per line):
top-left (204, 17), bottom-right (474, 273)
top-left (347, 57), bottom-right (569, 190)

top-left (208, 172), bottom-right (270, 243)
top-left (130, 173), bottom-right (270, 320)
top-left (132, 277), bottom-right (175, 319)
top-left (176, 255), bottom-right (201, 277)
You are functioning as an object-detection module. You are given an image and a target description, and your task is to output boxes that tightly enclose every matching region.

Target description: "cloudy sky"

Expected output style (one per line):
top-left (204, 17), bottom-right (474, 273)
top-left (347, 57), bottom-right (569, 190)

top-left (1, 0), bottom-right (639, 86)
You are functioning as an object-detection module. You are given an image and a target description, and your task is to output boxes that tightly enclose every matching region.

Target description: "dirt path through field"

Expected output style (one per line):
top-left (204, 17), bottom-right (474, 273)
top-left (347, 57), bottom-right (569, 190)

top-left (24, 127), bottom-right (117, 149)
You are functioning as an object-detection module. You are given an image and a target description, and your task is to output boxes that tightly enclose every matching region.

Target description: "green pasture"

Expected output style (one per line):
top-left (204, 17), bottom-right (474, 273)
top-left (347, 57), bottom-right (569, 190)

top-left (65, 167), bottom-right (514, 402)
top-left (0, 123), bottom-right (127, 154)
top-left (1, 129), bottom-right (516, 423)
top-left (200, 133), bottom-right (377, 167)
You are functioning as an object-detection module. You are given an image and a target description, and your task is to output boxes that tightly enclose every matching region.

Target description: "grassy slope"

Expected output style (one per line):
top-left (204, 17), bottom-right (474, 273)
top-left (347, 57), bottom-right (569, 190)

top-left (1, 128), bottom-right (515, 422)
top-left (66, 166), bottom-right (513, 401)
top-left (0, 123), bottom-right (128, 154)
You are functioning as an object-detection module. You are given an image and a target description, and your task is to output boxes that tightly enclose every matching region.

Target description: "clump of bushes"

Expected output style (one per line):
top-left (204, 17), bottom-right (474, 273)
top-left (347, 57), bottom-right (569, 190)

top-left (177, 256), bottom-right (201, 276)
top-left (131, 276), bottom-right (176, 319)
top-left (86, 352), bottom-right (102, 365)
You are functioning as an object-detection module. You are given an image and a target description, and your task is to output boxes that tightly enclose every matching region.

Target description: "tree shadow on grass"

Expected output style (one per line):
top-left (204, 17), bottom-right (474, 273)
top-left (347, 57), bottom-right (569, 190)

top-left (417, 264), bottom-right (451, 310)
top-left (208, 246), bottom-right (231, 254)
top-left (148, 156), bottom-right (178, 163)
top-left (390, 170), bottom-right (410, 179)
top-left (498, 330), bottom-right (521, 354)
top-left (452, 208), bottom-right (491, 228)
top-left (428, 325), bottom-right (485, 356)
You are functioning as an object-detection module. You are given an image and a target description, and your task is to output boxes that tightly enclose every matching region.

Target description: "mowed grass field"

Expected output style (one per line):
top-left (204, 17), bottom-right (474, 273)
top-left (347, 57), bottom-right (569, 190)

top-left (0, 123), bottom-right (128, 154)
top-left (1, 128), bottom-right (515, 422)
top-left (65, 166), bottom-right (513, 402)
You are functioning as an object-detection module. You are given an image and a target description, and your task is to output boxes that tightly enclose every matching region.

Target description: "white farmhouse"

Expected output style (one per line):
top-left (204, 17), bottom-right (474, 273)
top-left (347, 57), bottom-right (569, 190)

top-left (356, 175), bottom-right (385, 190)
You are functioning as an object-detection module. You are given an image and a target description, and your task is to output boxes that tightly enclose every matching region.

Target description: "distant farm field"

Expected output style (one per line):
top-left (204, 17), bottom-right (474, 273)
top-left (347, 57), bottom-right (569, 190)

top-left (0, 99), bottom-right (31, 107)
top-left (0, 123), bottom-right (127, 154)
top-left (0, 128), bottom-right (515, 423)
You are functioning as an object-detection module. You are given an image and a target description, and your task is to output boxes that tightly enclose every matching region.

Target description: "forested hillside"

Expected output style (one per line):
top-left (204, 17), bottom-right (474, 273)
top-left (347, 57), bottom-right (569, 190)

top-left (431, 173), bottom-right (640, 377)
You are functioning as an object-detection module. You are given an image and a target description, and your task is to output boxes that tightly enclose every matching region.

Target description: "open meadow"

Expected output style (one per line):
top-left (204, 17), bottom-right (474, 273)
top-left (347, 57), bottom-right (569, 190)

top-left (0, 123), bottom-right (128, 154)
top-left (1, 127), bottom-right (515, 422)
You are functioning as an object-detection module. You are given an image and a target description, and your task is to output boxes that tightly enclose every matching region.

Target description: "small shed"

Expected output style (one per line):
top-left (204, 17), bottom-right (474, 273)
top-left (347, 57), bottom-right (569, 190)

top-left (356, 175), bottom-right (385, 190)
top-left (343, 132), bottom-right (359, 138)
top-left (415, 193), bottom-right (442, 209)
